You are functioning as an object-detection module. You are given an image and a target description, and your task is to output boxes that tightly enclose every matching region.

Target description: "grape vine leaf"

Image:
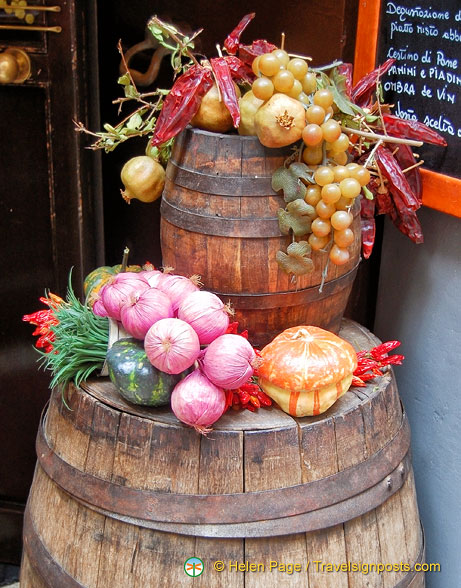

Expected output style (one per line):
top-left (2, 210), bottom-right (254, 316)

top-left (288, 162), bottom-right (314, 183)
top-left (278, 200), bottom-right (316, 236)
top-left (272, 166), bottom-right (306, 203)
top-left (276, 241), bottom-right (314, 275)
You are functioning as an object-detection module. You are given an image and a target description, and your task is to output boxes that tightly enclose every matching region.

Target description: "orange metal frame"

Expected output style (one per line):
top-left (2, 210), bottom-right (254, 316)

top-left (354, 0), bottom-right (461, 218)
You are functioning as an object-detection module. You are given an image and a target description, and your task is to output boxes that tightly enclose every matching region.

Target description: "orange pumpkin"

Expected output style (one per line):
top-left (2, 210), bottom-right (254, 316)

top-left (258, 325), bottom-right (357, 417)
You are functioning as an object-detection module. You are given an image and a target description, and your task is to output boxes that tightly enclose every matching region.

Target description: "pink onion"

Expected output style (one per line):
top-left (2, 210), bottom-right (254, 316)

top-left (171, 368), bottom-right (226, 433)
top-left (157, 273), bottom-right (201, 312)
top-left (177, 290), bottom-right (230, 344)
top-left (92, 297), bottom-right (108, 317)
top-left (120, 287), bottom-right (174, 340)
top-left (144, 317), bottom-right (200, 374)
top-left (201, 334), bottom-right (256, 389)
top-left (113, 272), bottom-right (150, 286)
top-left (100, 277), bottom-right (149, 321)
top-left (140, 269), bottom-right (166, 289)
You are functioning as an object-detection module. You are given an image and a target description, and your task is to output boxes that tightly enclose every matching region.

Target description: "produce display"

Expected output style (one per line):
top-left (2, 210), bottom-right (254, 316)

top-left (24, 13), bottom-right (422, 432)
top-left (77, 12), bottom-right (446, 273)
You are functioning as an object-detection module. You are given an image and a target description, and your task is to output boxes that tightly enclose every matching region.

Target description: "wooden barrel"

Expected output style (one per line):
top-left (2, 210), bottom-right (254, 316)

top-left (21, 321), bottom-right (425, 587)
top-left (160, 127), bottom-right (361, 347)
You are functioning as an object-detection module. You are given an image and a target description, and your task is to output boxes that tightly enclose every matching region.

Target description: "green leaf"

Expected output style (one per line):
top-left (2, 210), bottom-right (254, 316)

top-left (117, 73), bottom-right (131, 86)
top-left (278, 200), bottom-right (316, 236)
top-left (276, 241), bottom-right (314, 276)
top-left (124, 85), bottom-right (139, 99)
top-left (288, 162), bottom-right (314, 183)
top-left (272, 166), bottom-right (306, 203)
top-left (126, 113), bottom-right (143, 130)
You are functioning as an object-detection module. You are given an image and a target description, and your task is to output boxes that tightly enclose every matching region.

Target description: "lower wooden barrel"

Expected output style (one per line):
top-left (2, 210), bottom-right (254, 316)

top-left (21, 321), bottom-right (425, 587)
top-left (160, 127), bottom-right (361, 347)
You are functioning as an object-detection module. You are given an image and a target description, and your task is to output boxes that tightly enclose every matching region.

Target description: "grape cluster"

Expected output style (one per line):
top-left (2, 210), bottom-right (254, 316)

top-left (251, 53), bottom-right (371, 266)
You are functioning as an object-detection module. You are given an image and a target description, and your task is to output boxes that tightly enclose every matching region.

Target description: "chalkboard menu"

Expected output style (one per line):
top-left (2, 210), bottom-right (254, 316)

top-left (377, 1), bottom-right (461, 179)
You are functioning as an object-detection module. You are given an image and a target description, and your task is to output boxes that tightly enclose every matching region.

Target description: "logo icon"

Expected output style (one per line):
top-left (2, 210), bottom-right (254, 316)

top-left (184, 557), bottom-right (204, 577)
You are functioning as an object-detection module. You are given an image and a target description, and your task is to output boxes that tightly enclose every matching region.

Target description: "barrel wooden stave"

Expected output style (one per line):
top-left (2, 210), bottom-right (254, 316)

top-left (160, 127), bottom-right (361, 346)
top-left (21, 321), bottom-right (425, 587)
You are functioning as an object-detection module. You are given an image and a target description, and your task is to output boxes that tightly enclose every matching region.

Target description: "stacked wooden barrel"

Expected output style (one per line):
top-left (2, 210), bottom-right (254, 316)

top-left (20, 321), bottom-right (425, 587)
top-left (160, 128), bottom-right (360, 347)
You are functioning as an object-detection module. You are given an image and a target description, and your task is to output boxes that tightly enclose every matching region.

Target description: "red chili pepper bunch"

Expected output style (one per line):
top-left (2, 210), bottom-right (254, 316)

top-left (151, 14), bottom-right (275, 147)
top-left (352, 340), bottom-right (404, 387)
top-left (339, 59), bottom-right (447, 257)
top-left (225, 378), bottom-right (272, 412)
top-left (22, 293), bottom-right (64, 353)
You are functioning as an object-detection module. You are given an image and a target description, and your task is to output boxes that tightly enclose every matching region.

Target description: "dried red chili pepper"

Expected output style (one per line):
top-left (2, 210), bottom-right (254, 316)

top-left (389, 205), bottom-right (424, 244)
top-left (210, 57), bottom-right (240, 128)
top-left (351, 58), bottom-right (395, 107)
top-left (360, 195), bottom-right (376, 259)
top-left (238, 39), bottom-right (278, 68)
top-left (151, 64), bottom-right (214, 147)
top-left (369, 340), bottom-right (401, 360)
top-left (388, 143), bottom-right (422, 203)
top-left (224, 13), bottom-right (255, 55)
top-left (382, 113), bottom-right (447, 146)
top-left (375, 146), bottom-right (420, 211)
top-left (224, 55), bottom-right (255, 84)
top-left (337, 63), bottom-right (353, 98)
top-left (353, 340), bottom-right (404, 386)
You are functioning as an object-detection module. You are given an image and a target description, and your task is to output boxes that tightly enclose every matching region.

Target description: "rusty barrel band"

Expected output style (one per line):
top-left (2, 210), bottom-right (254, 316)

top-left (22, 509), bottom-right (425, 588)
top-left (165, 159), bottom-right (275, 196)
top-left (161, 197), bottom-right (280, 237)
top-left (23, 506), bottom-right (86, 588)
top-left (214, 263), bottom-right (360, 309)
top-left (36, 411), bottom-right (411, 536)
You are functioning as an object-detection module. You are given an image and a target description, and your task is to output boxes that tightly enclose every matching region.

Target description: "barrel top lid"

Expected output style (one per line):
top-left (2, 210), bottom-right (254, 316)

top-left (82, 319), bottom-right (385, 432)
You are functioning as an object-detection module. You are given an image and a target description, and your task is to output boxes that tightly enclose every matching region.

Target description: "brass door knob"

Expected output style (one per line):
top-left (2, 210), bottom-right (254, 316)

top-left (0, 48), bottom-right (31, 84)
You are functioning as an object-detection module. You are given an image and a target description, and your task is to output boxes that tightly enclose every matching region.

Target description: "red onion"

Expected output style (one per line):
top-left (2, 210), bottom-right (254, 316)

top-left (120, 287), bottom-right (174, 340)
top-left (177, 290), bottom-right (230, 344)
top-left (171, 368), bottom-right (226, 433)
top-left (100, 277), bottom-right (149, 321)
top-left (201, 334), bottom-right (256, 389)
top-left (144, 317), bottom-right (200, 374)
top-left (140, 269), bottom-right (166, 289)
top-left (92, 297), bottom-right (108, 317)
top-left (157, 273), bottom-right (202, 312)
top-left (113, 272), bottom-right (150, 286)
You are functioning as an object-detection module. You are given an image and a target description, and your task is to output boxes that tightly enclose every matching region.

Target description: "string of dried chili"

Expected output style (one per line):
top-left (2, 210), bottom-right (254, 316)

top-left (382, 114), bottom-right (447, 146)
top-left (389, 143), bottom-right (422, 202)
top-left (389, 205), bottom-right (424, 244)
top-left (224, 55), bottom-right (255, 84)
top-left (238, 39), bottom-right (277, 68)
top-left (151, 64), bottom-right (214, 147)
top-left (375, 146), bottom-right (420, 211)
top-left (351, 58), bottom-right (395, 106)
top-left (210, 57), bottom-right (241, 127)
top-left (360, 196), bottom-right (376, 259)
top-left (224, 13), bottom-right (255, 55)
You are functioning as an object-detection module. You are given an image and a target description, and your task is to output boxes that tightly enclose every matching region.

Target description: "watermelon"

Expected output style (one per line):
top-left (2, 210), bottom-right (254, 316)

top-left (106, 338), bottom-right (185, 406)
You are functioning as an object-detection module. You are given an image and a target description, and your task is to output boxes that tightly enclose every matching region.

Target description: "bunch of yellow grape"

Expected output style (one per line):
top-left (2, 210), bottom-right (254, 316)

top-left (251, 48), bottom-right (315, 104)
top-left (251, 50), bottom-right (371, 267)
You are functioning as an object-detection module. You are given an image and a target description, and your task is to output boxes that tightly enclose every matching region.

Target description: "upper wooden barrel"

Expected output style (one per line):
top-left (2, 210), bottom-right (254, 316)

top-left (21, 320), bottom-right (425, 587)
top-left (160, 127), bottom-right (361, 347)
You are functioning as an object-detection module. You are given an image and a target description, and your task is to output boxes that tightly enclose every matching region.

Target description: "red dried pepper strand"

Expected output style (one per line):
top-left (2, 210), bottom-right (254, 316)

top-left (337, 63), bottom-right (353, 98)
top-left (210, 57), bottom-right (240, 128)
top-left (389, 144), bottom-right (422, 203)
top-left (375, 146), bottom-right (420, 211)
top-left (224, 55), bottom-right (255, 84)
top-left (369, 340), bottom-right (401, 360)
top-left (238, 39), bottom-right (278, 68)
top-left (224, 13), bottom-right (255, 55)
top-left (379, 354), bottom-right (405, 367)
top-left (360, 198), bottom-right (376, 259)
top-left (351, 58), bottom-right (395, 107)
top-left (151, 65), bottom-right (214, 147)
top-left (389, 204), bottom-right (424, 244)
top-left (382, 114), bottom-right (447, 147)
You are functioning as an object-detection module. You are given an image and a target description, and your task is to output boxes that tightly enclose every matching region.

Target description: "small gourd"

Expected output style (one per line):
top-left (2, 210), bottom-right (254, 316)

top-left (257, 325), bottom-right (357, 417)
top-left (84, 264), bottom-right (141, 305)
top-left (106, 338), bottom-right (186, 407)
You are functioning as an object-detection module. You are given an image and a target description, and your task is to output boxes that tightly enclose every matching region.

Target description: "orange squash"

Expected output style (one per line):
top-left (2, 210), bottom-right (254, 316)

top-left (258, 325), bottom-right (357, 417)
